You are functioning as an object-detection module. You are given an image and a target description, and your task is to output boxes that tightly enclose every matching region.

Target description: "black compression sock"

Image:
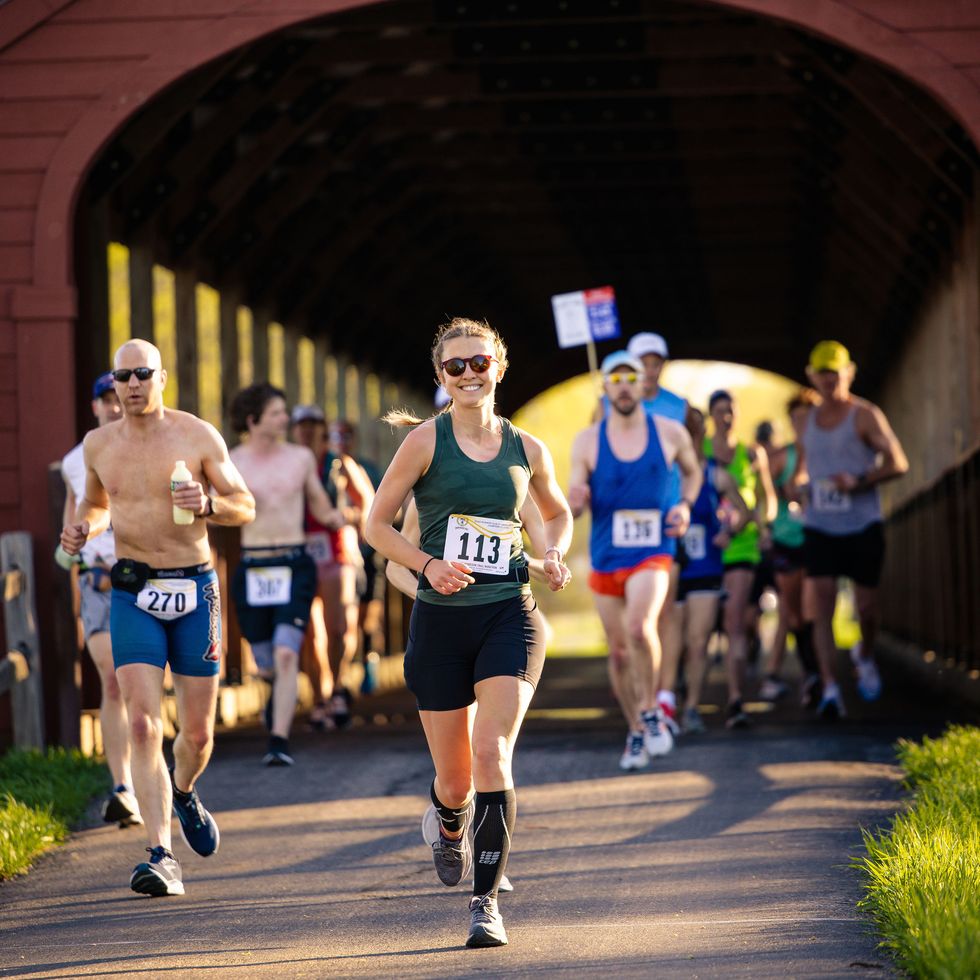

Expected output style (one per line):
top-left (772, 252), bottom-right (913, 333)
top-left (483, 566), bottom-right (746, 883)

top-left (472, 788), bottom-right (516, 897)
top-left (795, 622), bottom-right (817, 675)
top-left (430, 780), bottom-right (470, 835)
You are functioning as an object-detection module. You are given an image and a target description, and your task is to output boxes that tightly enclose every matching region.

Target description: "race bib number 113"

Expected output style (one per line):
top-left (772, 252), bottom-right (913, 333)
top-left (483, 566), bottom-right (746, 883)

top-left (443, 514), bottom-right (516, 576)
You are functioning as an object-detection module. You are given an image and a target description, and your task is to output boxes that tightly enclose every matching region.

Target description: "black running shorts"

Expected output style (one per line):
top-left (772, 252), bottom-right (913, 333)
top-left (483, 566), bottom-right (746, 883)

top-left (803, 522), bottom-right (885, 588)
top-left (404, 593), bottom-right (546, 711)
top-left (232, 548), bottom-right (317, 644)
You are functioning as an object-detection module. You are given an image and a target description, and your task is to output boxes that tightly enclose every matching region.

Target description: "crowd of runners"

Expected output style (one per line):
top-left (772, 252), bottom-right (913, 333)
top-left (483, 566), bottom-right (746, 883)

top-left (57, 320), bottom-right (907, 947)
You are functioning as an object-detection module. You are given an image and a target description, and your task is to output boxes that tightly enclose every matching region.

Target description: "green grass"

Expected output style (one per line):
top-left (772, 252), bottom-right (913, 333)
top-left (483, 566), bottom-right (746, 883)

top-left (855, 725), bottom-right (980, 979)
top-left (0, 747), bottom-right (109, 880)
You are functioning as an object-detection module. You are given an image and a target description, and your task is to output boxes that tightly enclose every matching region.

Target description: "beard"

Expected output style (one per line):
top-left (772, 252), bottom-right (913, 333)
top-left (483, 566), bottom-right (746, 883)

top-left (611, 395), bottom-right (639, 417)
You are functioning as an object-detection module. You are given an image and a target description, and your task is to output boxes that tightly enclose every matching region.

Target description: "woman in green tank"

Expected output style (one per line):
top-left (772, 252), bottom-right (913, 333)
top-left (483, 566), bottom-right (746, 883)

top-left (366, 318), bottom-right (572, 949)
top-left (704, 390), bottom-right (776, 728)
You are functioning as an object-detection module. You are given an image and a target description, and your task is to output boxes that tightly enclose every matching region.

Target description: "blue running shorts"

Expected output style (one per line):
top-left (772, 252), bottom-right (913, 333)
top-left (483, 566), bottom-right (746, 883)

top-left (110, 560), bottom-right (221, 677)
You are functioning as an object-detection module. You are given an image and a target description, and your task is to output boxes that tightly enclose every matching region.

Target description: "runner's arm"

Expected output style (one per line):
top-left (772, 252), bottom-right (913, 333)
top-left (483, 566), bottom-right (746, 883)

top-left (715, 468), bottom-right (751, 533)
top-left (847, 403), bottom-right (909, 490)
top-left (304, 450), bottom-right (345, 530)
top-left (752, 444), bottom-right (778, 524)
top-left (384, 496), bottom-right (421, 599)
top-left (334, 455), bottom-right (376, 532)
top-left (366, 425), bottom-right (474, 591)
top-left (62, 439), bottom-right (110, 554)
top-left (665, 421), bottom-right (701, 537)
top-left (567, 428), bottom-right (594, 517)
top-left (522, 433), bottom-right (573, 591)
top-left (197, 425), bottom-right (255, 526)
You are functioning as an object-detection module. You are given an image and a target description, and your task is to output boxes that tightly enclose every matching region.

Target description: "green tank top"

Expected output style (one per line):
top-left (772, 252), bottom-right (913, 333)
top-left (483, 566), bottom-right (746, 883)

top-left (771, 443), bottom-right (805, 548)
top-left (704, 437), bottom-right (760, 565)
top-left (414, 412), bottom-right (532, 606)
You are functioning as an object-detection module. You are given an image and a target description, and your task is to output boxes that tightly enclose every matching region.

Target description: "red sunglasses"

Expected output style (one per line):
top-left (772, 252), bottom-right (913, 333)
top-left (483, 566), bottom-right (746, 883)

top-left (440, 354), bottom-right (497, 377)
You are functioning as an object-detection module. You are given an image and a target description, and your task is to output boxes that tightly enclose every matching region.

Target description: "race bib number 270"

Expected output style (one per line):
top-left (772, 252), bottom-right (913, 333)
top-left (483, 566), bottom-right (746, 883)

top-left (136, 579), bottom-right (197, 621)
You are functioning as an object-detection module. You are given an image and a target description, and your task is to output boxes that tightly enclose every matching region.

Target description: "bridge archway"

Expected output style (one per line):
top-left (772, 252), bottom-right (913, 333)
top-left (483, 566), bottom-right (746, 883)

top-left (2, 0), bottom-right (979, 741)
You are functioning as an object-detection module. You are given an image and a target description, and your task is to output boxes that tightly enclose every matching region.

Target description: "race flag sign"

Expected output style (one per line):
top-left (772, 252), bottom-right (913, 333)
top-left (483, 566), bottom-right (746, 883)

top-left (551, 286), bottom-right (621, 349)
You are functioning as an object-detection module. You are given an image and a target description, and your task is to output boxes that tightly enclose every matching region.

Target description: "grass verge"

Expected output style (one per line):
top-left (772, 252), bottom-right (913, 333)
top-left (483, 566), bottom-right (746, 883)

top-left (0, 747), bottom-right (109, 880)
top-left (855, 725), bottom-right (980, 979)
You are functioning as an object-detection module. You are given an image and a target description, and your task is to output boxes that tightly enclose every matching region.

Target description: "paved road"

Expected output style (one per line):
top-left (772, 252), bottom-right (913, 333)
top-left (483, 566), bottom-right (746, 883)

top-left (0, 650), bottom-right (963, 979)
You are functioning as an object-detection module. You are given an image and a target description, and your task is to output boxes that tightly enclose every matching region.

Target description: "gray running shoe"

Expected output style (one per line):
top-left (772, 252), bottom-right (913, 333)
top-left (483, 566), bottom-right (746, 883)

top-left (130, 846), bottom-right (184, 897)
top-left (421, 800), bottom-right (474, 886)
top-left (498, 874), bottom-right (513, 893)
top-left (466, 892), bottom-right (508, 948)
top-left (682, 706), bottom-right (706, 735)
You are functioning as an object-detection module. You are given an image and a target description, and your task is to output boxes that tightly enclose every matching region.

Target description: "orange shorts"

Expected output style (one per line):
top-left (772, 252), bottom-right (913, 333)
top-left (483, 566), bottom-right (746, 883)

top-left (589, 555), bottom-right (673, 598)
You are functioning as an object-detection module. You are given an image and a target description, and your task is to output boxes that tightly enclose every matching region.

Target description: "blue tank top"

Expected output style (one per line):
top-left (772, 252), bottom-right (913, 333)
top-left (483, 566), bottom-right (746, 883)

top-left (589, 413), bottom-right (676, 572)
top-left (681, 458), bottom-right (724, 580)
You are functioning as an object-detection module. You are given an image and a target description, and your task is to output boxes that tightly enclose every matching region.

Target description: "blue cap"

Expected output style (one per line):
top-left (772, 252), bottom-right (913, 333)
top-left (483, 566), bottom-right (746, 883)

top-left (599, 350), bottom-right (644, 376)
top-left (93, 372), bottom-right (115, 398)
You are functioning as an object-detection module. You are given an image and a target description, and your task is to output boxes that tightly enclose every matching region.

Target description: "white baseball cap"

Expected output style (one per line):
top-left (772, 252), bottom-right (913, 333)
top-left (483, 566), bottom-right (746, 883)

top-left (627, 332), bottom-right (669, 359)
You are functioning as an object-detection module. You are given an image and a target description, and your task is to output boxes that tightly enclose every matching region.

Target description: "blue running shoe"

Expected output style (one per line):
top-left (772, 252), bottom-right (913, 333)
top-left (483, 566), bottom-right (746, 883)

top-left (130, 846), bottom-right (184, 896)
top-left (170, 771), bottom-right (220, 857)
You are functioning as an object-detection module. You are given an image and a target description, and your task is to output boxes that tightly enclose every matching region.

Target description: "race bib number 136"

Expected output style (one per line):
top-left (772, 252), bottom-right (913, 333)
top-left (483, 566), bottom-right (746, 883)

top-left (612, 509), bottom-right (662, 548)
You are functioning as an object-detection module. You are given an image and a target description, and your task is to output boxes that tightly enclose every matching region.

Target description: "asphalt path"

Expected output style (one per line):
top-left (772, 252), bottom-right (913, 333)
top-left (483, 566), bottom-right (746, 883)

top-left (1, 649), bottom-right (965, 979)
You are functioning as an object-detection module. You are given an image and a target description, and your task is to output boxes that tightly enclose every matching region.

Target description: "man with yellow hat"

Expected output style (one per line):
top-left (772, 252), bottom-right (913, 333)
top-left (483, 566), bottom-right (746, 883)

top-left (795, 340), bottom-right (908, 718)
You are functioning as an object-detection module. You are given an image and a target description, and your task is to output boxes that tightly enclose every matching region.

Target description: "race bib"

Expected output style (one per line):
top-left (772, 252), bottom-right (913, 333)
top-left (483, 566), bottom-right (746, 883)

top-left (136, 579), bottom-right (197, 621)
top-left (612, 509), bottom-right (662, 548)
top-left (246, 566), bottom-right (293, 606)
top-left (813, 479), bottom-right (852, 513)
top-left (443, 514), bottom-right (516, 576)
top-left (683, 523), bottom-right (706, 561)
top-left (305, 532), bottom-right (334, 566)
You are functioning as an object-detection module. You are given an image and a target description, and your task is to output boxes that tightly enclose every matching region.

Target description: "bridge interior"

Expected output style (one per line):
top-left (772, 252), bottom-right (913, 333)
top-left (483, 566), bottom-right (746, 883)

top-left (79, 0), bottom-right (978, 415)
top-left (68, 0), bottom-right (980, 692)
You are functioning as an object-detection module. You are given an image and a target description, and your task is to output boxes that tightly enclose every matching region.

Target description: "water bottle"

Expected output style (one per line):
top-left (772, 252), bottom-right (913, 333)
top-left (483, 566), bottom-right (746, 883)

top-left (171, 460), bottom-right (195, 525)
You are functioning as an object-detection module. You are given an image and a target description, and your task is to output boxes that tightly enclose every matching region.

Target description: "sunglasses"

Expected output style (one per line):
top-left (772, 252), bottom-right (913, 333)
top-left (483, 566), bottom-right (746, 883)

top-left (111, 367), bottom-right (157, 383)
top-left (441, 354), bottom-right (497, 377)
top-left (606, 372), bottom-right (639, 385)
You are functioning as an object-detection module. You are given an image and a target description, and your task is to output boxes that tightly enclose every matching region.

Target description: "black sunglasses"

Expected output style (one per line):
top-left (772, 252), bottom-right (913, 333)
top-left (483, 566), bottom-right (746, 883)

top-left (441, 354), bottom-right (496, 377)
top-left (111, 367), bottom-right (157, 382)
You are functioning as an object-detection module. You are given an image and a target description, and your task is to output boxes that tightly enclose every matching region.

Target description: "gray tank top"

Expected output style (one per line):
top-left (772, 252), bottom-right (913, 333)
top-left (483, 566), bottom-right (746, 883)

top-left (802, 405), bottom-right (881, 534)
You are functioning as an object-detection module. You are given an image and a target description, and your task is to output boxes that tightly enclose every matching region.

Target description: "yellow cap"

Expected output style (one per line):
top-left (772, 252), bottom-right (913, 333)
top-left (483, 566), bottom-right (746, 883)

top-left (808, 340), bottom-right (852, 372)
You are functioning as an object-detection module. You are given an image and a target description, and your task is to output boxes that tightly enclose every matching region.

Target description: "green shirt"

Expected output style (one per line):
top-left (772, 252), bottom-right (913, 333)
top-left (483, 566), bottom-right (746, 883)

top-left (414, 412), bottom-right (532, 606)
top-left (704, 438), bottom-right (760, 565)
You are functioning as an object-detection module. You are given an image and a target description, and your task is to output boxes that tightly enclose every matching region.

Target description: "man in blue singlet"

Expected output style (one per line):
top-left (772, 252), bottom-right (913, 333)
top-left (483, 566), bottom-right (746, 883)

top-left (796, 341), bottom-right (908, 719)
top-left (571, 351), bottom-right (701, 770)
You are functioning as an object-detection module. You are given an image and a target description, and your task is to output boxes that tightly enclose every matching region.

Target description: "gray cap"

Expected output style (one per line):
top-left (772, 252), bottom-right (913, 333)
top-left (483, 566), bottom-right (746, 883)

top-left (290, 404), bottom-right (325, 424)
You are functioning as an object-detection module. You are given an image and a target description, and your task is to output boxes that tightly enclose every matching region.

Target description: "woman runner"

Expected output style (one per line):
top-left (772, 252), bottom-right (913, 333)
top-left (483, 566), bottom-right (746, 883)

top-left (366, 318), bottom-right (572, 948)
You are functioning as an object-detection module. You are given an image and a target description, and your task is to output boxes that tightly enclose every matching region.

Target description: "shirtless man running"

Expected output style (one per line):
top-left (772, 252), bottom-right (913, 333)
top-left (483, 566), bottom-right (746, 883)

top-left (61, 340), bottom-right (255, 897)
top-left (229, 383), bottom-right (345, 766)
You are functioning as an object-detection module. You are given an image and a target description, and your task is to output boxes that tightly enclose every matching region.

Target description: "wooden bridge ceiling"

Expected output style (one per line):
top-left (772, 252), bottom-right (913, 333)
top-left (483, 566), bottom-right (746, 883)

top-left (82, 0), bottom-right (979, 410)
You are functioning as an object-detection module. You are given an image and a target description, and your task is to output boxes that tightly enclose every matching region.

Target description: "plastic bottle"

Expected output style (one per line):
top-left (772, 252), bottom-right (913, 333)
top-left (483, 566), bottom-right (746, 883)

top-left (171, 460), bottom-right (195, 525)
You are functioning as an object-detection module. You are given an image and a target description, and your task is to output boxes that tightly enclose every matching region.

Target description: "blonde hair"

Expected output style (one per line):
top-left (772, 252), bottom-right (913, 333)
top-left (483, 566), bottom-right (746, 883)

top-left (383, 318), bottom-right (509, 427)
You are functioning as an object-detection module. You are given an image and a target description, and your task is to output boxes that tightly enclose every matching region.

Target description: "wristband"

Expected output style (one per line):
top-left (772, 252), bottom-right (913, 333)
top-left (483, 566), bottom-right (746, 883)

top-left (200, 496), bottom-right (214, 518)
top-left (680, 498), bottom-right (695, 509)
top-left (544, 546), bottom-right (563, 563)
top-left (420, 556), bottom-right (435, 577)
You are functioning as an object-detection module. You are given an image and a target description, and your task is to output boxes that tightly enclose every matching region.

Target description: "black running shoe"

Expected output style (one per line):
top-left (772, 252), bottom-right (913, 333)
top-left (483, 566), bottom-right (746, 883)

top-left (466, 893), bottom-right (508, 947)
top-left (130, 846), bottom-right (184, 896)
top-left (262, 735), bottom-right (294, 766)
top-left (330, 687), bottom-right (352, 730)
top-left (170, 771), bottom-right (220, 857)
top-left (725, 699), bottom-right (750, 729)
top-left (103, 785), bottom-right (143, 827)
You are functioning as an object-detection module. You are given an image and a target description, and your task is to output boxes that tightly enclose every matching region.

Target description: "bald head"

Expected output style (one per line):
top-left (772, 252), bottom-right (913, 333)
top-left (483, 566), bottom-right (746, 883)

top-left (114, 339), bottom-right (162, 370)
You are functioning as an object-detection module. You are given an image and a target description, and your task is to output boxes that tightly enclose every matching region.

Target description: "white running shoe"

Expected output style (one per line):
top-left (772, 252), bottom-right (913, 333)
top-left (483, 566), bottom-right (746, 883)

top-left (850, 643), bottom-right (882, 701)
top-left (641, 710), bottom-right (674, 757)
top-left (619, 731), bottom-right (649, 771)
